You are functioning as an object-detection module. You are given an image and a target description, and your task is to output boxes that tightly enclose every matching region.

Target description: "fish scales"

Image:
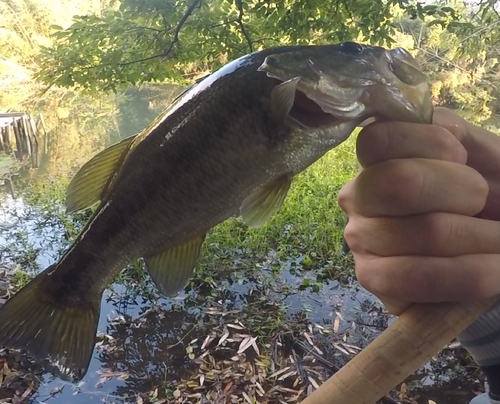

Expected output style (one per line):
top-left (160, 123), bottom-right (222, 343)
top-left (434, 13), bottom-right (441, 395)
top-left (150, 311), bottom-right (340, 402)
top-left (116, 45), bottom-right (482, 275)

top-left (0, 43), bottom-right (433, 381)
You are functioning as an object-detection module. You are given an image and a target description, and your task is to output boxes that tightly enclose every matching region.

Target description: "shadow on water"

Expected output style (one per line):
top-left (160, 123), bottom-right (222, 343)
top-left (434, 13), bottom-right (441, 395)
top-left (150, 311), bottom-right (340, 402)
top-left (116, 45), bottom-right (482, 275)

top-left (0, 86), bottom-right (486, 404)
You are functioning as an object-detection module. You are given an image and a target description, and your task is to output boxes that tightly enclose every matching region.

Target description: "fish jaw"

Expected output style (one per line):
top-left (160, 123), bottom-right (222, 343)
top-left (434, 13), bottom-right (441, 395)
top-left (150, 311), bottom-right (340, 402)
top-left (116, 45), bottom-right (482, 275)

top-left (258, 42), bottom-right (433, 128)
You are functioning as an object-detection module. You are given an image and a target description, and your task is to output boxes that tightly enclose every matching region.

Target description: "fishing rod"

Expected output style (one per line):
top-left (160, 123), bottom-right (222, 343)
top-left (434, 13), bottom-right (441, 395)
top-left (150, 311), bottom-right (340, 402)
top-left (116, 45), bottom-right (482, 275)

top-left (300, 297), bottom-right (500, 404)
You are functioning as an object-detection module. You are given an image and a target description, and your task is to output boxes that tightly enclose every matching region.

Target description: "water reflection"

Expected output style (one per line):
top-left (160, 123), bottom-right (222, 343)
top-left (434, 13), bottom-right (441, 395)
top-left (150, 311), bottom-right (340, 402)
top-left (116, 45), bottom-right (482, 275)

top-left (0, 85), bottom-right (484, 404)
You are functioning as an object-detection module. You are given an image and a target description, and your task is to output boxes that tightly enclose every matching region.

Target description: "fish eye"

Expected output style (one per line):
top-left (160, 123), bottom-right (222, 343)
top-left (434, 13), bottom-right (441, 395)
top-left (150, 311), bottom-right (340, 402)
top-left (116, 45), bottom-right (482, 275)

top-left (339, 42), bottom-right (364, 54)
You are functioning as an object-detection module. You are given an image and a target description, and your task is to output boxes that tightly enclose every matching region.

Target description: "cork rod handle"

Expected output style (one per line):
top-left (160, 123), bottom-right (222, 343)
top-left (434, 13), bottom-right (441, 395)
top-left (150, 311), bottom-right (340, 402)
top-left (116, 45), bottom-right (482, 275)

top-left (301, 297), bottom-right (499, 404)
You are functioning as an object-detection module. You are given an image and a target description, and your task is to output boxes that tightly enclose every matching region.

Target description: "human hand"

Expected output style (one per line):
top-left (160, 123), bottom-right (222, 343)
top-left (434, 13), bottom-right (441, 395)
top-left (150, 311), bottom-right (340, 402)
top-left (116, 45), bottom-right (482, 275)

top-left (338, 107), bottom-right (500, 315)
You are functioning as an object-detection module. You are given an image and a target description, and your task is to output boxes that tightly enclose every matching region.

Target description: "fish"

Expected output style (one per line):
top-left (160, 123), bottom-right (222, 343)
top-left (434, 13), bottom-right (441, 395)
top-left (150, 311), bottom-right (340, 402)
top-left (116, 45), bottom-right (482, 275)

top-left (0, 42), bottom-right (433, 382)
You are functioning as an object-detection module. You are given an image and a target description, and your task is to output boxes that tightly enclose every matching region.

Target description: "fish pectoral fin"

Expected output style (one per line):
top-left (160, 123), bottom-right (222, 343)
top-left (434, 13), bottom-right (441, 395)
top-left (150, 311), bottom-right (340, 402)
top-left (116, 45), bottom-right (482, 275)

top-left (144, 235), bottom-right (205, 297)
top-left (240, 174), bottom-right (293, 228)
top-left (271, 77), bottom-right (300, 124)
top-left (0, 265), bottom-right (100, 382)
top-left (66, 134), bottom-right (138, 213)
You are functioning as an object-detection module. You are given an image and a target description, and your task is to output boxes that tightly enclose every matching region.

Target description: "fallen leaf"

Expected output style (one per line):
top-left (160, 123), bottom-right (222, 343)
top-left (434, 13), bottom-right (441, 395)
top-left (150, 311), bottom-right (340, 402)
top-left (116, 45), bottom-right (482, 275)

top-left (224, 381), bottom-right (233, 393)
top-left (278, 370), bottom-right (296, 381)
top-left (332, 343), bottom-right (350, 355)
top-left (308, 376), bottom-right (320, 389)
top-left (218, 330), bottom-right (230, 346)
top-left (255, 381), bottom-right (265, 396)
top-left (237, 336), bottom-right (253, 354)
top-left (201, 334), bottom-right (212, 350)
top-left (151, 388), bottom-right (158, 399)
top-left (3, 361), bottom-right (10, 376)
top-left (227, 323), bottom-right (245, 330)
top-left (400, 382), bottom-right (408, 397)
top-left (251, 338), bottom-right (260, 356)
top-left (303, 332), bottom-right (314, 347)
top-left (242, 391), bottom-right (253, 404)
top-left (20, 386), bottom-right (33, 400)
top-left (333, 315), bottom-right (340, 333)
top-left (269, 367), bottom-right (291, 379)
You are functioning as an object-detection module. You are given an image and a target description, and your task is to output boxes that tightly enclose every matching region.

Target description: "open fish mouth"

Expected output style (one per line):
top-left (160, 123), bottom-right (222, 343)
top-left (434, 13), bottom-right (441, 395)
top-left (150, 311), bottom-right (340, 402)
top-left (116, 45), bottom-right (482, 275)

top-left (265, 74), bottom-right (366, 129)
top-left (287, 84), bottom-right (342, 128)
top-left (259, 43), bottom-right (433, 126)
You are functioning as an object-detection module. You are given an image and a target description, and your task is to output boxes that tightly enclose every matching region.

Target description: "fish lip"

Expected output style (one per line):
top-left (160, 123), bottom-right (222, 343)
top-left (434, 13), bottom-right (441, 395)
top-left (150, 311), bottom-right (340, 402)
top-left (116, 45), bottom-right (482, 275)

top-left (377, 48), bottom-right (434, 124)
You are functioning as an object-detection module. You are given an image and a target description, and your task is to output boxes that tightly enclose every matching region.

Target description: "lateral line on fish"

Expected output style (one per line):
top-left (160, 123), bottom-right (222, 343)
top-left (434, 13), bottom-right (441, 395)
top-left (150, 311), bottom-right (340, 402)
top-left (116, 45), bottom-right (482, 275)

top-left (161, 109), bottom-right (198, 147)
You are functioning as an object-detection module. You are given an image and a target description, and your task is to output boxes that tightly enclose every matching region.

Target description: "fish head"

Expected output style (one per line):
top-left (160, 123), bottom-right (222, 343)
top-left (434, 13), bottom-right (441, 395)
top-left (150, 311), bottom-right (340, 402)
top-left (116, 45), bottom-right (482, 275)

top-left (258, 42), bottom-right (433, 128)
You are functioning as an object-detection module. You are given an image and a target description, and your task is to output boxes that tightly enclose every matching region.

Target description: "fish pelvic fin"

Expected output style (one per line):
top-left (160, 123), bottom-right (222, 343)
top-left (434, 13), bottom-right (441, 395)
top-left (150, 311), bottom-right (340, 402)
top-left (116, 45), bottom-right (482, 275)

top-left (144, 235), bottom-right (205, 297)
top-left (240, 174), bottom-right (293, 228)
top-left (0, 265), bottom-right (100, 382)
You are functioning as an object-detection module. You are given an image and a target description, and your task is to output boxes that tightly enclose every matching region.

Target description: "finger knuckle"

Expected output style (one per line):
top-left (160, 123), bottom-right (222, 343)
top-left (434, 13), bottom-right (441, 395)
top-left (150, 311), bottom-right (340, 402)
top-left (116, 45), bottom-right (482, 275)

top-left (432, 127), bottom-right (465, 161)
top-left (354, 260), bottom-right (378, 292)
top-left (337, 185), bottom-right (351, 212)
top-left (354, 258), bottom-right (394, 297)
top-left (343, 218), bottom-right (362, 252)
top-left (472, 172), bottom-right (489, 204)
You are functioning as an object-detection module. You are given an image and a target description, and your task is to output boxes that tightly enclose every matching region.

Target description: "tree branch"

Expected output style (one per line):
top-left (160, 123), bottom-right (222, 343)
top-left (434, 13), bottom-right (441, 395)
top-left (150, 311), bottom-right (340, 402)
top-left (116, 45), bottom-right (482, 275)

top-left (165, 0), bottom-right (202, 55)
top-left (118, 0), bottom-right (202, 68)
top-left (235, 0), bottom-right (253, 53)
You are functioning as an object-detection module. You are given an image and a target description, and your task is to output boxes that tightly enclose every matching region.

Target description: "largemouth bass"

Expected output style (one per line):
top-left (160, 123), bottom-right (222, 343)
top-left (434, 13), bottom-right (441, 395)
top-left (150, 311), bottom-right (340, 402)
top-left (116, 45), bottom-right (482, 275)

top-left (0, 42), bottom-right (432, 381)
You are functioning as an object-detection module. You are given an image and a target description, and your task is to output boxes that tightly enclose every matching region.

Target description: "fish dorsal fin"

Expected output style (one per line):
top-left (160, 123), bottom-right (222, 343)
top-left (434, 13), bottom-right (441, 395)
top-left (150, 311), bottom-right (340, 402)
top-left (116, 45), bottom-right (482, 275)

top-left (144, 235), bottom-right (205, 297)
top-left (240, 174), bottom-right (293, 228)
top-left (66, 134), bottom-right (138, 213)
top-left (271, 77), bottom-right (300, 124)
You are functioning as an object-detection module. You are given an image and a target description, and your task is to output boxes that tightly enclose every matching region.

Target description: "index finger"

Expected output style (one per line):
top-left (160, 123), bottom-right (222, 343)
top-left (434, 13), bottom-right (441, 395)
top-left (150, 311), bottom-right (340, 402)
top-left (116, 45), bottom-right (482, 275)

top-left (357, 120), bottom-right (467, 168)
top-left (339, 158), bottom-right (488, 218)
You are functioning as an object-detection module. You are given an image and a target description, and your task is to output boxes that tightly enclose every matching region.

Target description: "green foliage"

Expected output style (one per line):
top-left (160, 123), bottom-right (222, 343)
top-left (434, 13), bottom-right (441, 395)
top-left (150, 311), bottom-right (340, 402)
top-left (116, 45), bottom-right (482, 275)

top-left (11, 269), bottom-right (32, 289)
top-left (0, 0), bottom-right (102, 109)
top-left (393, 6), bottom-right (500, 123)
top-left (0, 0), bottom-right (123, 164)
top-left (35, 0), bottom-right (455, 92)
top-left (4, 0), bottom-right (500, 123)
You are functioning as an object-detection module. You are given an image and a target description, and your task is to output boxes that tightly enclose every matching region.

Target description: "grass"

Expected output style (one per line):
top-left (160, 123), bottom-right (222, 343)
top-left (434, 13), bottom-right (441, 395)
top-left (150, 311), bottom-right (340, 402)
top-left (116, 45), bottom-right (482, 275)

top-left (198, 131), bottom-right (359, 280)
top-left (11, 269), bottom-right (32, 289)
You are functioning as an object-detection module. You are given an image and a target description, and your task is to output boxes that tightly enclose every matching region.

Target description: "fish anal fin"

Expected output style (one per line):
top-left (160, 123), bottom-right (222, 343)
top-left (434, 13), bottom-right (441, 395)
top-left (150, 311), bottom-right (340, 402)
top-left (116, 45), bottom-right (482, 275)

top-left (0, 265), bottom-right (100, 382)
top-left (144, 236), bottom-right (205, 297)
top-left (240, 174), bottom-right (293, 228)
top-left (271, 77), bottom-right (300, 124)
top-left (66, 134), bottom-right (137, 213)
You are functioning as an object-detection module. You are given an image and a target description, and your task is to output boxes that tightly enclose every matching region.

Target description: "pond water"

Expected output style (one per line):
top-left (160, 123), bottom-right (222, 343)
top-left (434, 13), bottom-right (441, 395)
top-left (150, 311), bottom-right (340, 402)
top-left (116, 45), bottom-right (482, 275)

top-left (0, 87), bottom-right (486, 404)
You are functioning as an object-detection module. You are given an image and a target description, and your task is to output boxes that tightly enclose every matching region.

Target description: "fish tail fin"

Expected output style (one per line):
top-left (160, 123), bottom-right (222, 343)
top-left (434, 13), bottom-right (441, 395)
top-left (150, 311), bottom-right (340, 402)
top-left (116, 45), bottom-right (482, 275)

top-left (0, 265), bottom-right (101, 381)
